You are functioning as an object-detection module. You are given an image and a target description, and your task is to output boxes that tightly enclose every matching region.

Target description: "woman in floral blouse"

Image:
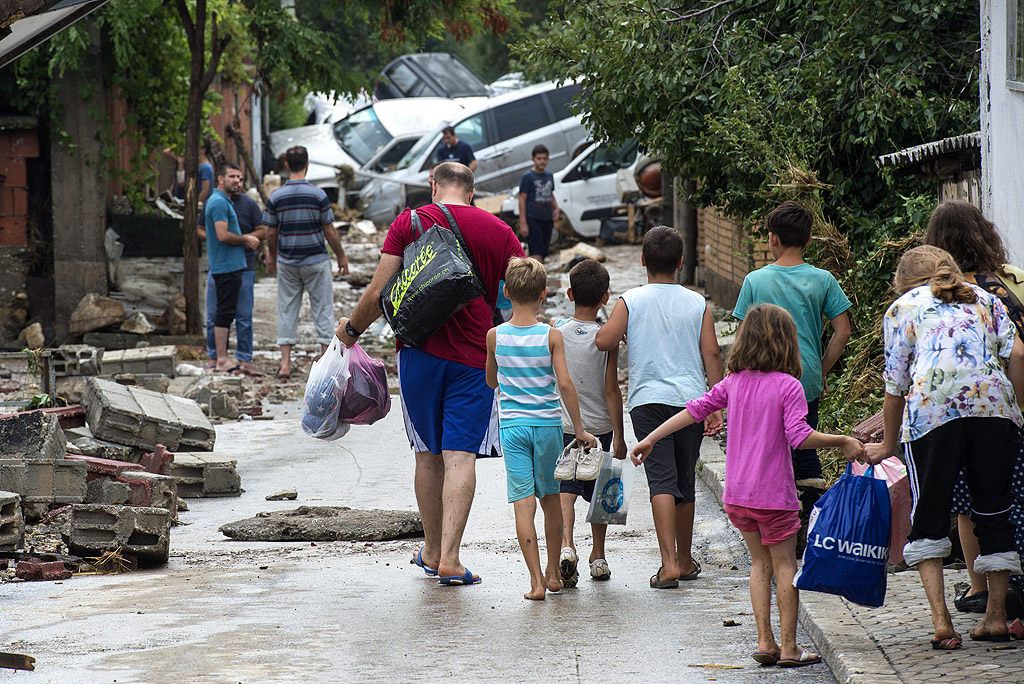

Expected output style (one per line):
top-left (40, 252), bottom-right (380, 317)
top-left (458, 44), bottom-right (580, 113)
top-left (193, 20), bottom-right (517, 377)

top-left (924, 200), bottom-right (1024, 621)
top-left (865, 245), bottom-right (1024, 649)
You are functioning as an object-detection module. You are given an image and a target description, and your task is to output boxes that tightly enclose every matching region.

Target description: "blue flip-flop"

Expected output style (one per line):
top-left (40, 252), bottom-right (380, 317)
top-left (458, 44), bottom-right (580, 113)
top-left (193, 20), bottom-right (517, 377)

top-left (411, 546), bottom-right (437, 577)
top-left (438, 568), bottom-right (481, 586)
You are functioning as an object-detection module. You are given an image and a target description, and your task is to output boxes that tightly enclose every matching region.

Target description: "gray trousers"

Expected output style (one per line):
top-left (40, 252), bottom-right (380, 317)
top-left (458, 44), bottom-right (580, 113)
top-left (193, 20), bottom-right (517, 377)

top-left (276, 258), bottom-right (335, 346)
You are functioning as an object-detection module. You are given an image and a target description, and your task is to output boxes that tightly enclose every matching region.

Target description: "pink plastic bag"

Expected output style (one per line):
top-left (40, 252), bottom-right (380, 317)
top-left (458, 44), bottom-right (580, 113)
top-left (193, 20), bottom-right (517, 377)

top-left (336, 343), bottom-right (391, 425)
top-left (852, 456), bottom-right (912, 564)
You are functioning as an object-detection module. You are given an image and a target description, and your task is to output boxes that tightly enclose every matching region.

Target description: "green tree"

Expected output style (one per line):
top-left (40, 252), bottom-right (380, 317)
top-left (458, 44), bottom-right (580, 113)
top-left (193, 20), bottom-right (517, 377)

top-left (519, 0), bottom-right (980, 466)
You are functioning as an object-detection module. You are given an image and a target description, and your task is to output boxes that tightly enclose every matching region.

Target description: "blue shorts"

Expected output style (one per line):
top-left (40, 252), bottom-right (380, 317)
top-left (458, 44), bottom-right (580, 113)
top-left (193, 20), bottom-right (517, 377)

top-left (501, 425), bottom-right (563, 502)
top-left (559, 431), bottom-right (613, 502)
top-left (398, 347), bottom-right (501, 457)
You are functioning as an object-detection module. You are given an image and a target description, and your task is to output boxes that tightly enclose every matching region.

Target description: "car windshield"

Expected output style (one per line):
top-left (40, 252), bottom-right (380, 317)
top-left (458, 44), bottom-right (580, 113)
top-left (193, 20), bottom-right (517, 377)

top-left (333, 109), bottom-right (392, 166)
top-left (394, 131), bottom-right (439, 171)
top-left (414, 55), bottom-right (490, 98)
top-left (373, 138), bottom-right (419, 171)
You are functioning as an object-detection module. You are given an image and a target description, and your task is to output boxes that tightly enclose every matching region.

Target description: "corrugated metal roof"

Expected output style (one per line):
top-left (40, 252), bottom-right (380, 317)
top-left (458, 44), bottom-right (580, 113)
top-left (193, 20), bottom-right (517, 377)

top-left (876, 132), bottom-right (981, 169)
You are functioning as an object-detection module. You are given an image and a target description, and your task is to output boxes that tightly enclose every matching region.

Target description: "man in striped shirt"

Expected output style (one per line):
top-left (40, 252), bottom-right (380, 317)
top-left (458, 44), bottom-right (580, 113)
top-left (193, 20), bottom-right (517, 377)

top-left (264, 146), bottom-right (348, 379)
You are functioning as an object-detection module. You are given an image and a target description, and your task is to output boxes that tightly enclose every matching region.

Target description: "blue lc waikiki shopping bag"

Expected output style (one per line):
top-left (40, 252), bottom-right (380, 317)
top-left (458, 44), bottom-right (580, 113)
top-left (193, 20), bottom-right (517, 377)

top-left (793, 463), bottom-right (892, 607)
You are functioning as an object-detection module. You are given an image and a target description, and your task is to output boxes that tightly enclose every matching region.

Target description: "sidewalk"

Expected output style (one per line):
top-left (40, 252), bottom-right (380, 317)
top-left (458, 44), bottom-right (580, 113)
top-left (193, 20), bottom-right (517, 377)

top-left (696, 439), bottom-right (1024, 684)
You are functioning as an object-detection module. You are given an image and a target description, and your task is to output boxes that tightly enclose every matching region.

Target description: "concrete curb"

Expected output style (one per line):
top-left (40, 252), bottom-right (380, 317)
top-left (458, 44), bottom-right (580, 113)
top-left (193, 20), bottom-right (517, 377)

top-left (697, 439), bottom-right (902, 684)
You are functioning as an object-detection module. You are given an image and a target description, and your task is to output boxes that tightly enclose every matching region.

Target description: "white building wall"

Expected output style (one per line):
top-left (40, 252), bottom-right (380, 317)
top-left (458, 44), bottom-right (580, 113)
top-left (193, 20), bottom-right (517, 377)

top-left (982, 0), bottom-right (1024, 266)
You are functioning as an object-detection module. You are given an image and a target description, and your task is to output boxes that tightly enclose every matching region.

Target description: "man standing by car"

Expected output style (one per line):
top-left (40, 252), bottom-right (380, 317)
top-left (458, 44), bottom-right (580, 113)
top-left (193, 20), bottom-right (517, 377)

top-left (436, 126), bottom-right (477, 172)
top-left (336, 162), bottom-right (524, 585)
top-left (198, 165), bottom-right (266, 374)
top-left (264, 146), bottom-right (349, 380)
top-left (206, 163), bottom-right (261, 372)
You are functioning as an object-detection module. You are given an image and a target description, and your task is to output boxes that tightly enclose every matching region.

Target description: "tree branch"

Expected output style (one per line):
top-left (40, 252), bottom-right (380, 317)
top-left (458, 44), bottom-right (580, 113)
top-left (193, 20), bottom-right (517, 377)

top-left (199, 11), bottom-right (231, 93)
top-left (172, 0), bottom-right (195, 51)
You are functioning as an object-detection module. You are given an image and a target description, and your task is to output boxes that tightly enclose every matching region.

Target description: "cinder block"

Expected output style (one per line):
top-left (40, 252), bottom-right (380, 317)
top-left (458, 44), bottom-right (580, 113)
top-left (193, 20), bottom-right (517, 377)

top-left (81, 378), bottom-right (215, 451)
top-left (0, 490), bottom-right (24, 551)
top-left (0, 458), bottom-right (87, 503)
top-left (15, 558), bottom-right (71, 581)
top-left (0, 411), bottom-right (67, 460)
top-left (53, 345), bottom-right (103, 376)
top-left (65, 428), bottom-right (142, 463)
top-left (85, 478), bottom-right (131, 505)
top-left (64, 504), bottom-right (170, 565)
top-left (165, 452), bottom-right (240, 497)
top-left (117, 471), bottom-right (177, 514)
top-left (100, 346), bottom-right (177, 376)
top-left (65, 453), bottom-right (144, 481)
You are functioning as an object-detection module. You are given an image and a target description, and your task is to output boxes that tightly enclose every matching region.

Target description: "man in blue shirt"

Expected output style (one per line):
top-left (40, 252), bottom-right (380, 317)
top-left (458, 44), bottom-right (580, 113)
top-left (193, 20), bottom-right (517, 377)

top-left (518, 144), bottom-right (560, 262)
top-left (435, 126), bottom-right (477, 172)
top-left (198, 169), bottom-right (266, 374)
top-left (205, 163), bottom-right (261, 372)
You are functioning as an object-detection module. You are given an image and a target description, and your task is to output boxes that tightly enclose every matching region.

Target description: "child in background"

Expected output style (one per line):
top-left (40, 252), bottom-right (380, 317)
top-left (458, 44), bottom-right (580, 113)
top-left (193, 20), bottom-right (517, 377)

top-left (518, 144), bottom-right (560, 263)
top-left (596, 226), bottom-right (724, 589)
top-left (732, 201), bottom-right (852, 519)
top-left (486, 258), bottom-right (598, 600)
top-left (630, 304), bottom-right (864, 667)
top-left (553, 259), bottom-right (628, 586)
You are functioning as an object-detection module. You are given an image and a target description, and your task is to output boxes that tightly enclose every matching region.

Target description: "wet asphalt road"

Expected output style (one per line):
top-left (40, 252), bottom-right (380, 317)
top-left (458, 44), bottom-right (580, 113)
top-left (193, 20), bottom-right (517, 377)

top-left (1, 404), bottom-right (835, 683)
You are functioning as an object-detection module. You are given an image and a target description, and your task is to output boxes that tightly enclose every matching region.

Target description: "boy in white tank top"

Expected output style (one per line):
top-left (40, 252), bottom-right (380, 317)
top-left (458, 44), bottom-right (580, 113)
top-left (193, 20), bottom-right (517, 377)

top-left (553, 259), bottom-right (627, 586)
top-left (596, 226), bottom-right (725, 589)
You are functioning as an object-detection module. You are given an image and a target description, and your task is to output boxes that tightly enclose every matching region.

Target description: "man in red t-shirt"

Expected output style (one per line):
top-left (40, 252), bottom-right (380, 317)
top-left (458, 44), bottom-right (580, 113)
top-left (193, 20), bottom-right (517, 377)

top-left (337, 162), bottom-right (524, 585)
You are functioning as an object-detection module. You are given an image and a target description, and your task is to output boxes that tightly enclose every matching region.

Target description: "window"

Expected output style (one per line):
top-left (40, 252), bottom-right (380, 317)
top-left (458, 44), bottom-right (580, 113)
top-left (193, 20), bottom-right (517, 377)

top-left (414, 54), bottom-right (490, 98)
top-left (577, 139), bottom-right (639, 179)
top-left (333, 108), bottom-right (392, 166)
top-left (454, 114), bottom-right (489, 149)
top-left (546, 83), bottom-right (582, 120)
top-left (1009, 0), bottom-right (1024, 89)
top-left (493, 95), bottom-right (552, 143)
top-left (373, 138), bottom-right (419, 172)
top-left (385, 63), bottom-right (434, 97)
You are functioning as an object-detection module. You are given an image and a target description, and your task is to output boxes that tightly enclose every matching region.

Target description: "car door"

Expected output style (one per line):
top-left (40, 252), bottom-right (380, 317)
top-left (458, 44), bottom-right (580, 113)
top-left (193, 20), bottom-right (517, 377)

top-left (481, 93), bottom-right (560, 191)
top-left (559, 139), bottom-right (639, 237)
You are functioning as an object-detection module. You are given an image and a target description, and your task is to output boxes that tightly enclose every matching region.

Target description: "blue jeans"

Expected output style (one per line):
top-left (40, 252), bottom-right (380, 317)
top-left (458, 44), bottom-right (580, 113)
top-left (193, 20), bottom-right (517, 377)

top-left (206, 269), bottom-right (255, 361)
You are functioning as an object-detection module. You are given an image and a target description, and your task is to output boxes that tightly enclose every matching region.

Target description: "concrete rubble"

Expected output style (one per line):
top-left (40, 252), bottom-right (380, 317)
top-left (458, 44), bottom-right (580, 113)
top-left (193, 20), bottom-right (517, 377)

top-left (166, 452), bottom-right (241, 498)
top-left (53, 345), bottom-right (103, 376)
top-left (0, 490), bottom-right (24, 551)
top-left (68, 293), bottom-right (126, 335)
top-left (218, 506), bottom-right (423, 542)
top-left (81, 377), bottom-right (215, 451)
top-left (101, 345), bottom-right (177, 376)
top-left (0, 411), bottom-right (67, 460)
top-left (63, 504), bottom-right (171, 566)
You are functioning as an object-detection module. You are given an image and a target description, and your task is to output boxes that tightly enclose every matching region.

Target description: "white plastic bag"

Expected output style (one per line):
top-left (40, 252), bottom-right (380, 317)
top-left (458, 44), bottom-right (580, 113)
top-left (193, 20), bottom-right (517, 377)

top-left (301, 336), bottom-right (352, 441)
top-left (585, 452), bottom-right (636, 525)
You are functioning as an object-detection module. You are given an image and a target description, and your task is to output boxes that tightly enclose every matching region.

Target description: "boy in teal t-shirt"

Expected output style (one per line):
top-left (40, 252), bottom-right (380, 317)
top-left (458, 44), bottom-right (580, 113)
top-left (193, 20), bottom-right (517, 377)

top-left (732, 201), bottom-right (851, 510)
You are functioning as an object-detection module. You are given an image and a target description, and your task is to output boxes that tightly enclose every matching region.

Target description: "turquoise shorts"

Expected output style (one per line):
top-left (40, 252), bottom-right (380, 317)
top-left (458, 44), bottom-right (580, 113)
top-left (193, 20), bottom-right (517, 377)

top-left (500, 425), bottom-right (563, 502)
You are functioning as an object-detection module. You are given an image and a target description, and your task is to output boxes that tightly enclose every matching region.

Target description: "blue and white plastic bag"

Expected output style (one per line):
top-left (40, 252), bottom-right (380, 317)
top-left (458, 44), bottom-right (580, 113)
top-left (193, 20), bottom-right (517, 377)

top-left (585, 452), bottom-right (636, 525)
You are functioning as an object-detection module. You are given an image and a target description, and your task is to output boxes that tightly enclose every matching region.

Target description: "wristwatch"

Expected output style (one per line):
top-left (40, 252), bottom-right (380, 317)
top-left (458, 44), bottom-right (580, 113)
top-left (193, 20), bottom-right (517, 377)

top-left (345, 321), bottom-right (362, 339)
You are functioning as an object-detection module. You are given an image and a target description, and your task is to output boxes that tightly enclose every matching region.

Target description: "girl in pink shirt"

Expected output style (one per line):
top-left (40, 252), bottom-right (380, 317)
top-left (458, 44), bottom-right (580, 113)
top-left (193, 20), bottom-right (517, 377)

top-left (630, 304), bottom-right (864, 668)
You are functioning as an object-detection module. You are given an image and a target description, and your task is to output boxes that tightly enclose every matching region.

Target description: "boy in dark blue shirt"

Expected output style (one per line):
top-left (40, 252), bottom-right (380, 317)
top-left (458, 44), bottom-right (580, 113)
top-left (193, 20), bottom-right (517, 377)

top-left (518, 144), bottom-right (560, 262)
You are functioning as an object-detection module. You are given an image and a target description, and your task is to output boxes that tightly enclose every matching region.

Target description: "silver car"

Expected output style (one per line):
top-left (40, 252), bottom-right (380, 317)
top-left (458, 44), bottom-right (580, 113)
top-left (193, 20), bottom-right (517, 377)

top-left (359, 81), bottom-right (586, 224)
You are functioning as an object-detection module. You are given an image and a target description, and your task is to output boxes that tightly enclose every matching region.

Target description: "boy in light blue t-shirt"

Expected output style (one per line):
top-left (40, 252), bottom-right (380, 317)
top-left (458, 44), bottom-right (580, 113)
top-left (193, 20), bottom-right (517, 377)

top-left (732, 201), bottom-right (852, 515)
top-left (486, 257), bottom-right (596, 601)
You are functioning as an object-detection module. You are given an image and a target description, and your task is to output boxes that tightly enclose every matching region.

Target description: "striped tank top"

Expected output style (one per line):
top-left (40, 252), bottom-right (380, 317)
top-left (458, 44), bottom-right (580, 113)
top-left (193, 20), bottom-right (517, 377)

top-left (495, 322), bottom-right (562, 427)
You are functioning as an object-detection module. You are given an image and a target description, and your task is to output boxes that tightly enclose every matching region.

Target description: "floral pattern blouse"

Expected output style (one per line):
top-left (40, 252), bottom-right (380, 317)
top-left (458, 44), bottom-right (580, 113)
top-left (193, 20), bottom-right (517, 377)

top-left (883, 284), bottom-right (1023, 442)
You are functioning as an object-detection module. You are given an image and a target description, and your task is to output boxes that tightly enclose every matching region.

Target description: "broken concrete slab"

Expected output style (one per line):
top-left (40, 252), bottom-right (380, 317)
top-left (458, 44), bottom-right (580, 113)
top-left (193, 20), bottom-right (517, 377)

top-left (117, 471), bottom-right (176, 514)
top-left (63, 504), bottom-right (170, 566)
top-left (165, 452), bottom-right (240, 497)
top-left (112, 373), bottom-right (171, 394)
top-left (85, 478), bottom-right (131, 505)
top-left (209, 394), bottom-right (238, 419)
top-left (81, 378), bottom-right (215, 451)
top-left (0, 458), bottom-right (86, 504)
top-left (69, 293), bottom-right (126, 335)
top-left (0, 490), bottom-right (24, 551)
top-left (53, 345), bottom-right (103, 376)
top-left (218, 506), bottom-right (423, 542)
top-left (183, 375), bottom-right (243, 404)
top-left (265, 489), bottom-right (297, 501)
top-left (0, 411), bottom-right (67, 460)
top-left (101, 345), bottom-right (177, 377)
top-left (65, 428), bottom-right (142, 463)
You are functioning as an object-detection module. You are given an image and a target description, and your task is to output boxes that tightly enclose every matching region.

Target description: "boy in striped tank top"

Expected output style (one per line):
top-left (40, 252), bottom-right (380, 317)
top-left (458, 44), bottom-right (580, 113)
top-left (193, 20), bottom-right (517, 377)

top-left (487, 257), bottom-right (598, 600)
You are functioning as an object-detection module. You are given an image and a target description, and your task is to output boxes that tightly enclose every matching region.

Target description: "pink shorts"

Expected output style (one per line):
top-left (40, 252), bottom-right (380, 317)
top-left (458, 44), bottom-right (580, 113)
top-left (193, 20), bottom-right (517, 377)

top-left (723, 504), bottom-right (801, 545)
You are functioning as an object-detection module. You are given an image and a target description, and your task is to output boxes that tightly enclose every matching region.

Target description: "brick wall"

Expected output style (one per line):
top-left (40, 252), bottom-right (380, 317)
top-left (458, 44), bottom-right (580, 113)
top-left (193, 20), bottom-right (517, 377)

top-left (0, 128), bottom-right (37, 247)
top-left (697, 205), bottom-right (770, 309)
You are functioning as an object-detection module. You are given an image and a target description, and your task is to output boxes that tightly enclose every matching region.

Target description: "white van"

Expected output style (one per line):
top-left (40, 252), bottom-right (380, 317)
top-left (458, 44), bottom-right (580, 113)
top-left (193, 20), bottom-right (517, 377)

top-left (268, 97), bottom-right (473, 202)
top-left (359, 81), bottom-right (585, 224)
